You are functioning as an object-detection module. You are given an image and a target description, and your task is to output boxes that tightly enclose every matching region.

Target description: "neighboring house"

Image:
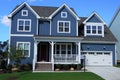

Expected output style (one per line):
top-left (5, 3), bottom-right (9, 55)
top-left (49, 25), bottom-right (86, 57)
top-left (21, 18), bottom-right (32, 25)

top-left (109, 7), bottom-right (120, 62)
top-left (8, 2), bottom-right (117, 71)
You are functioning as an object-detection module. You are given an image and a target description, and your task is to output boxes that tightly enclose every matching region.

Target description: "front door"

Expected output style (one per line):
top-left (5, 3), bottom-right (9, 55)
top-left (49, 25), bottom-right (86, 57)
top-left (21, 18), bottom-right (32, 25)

top-left (40, 44), bottom-right (47, 61)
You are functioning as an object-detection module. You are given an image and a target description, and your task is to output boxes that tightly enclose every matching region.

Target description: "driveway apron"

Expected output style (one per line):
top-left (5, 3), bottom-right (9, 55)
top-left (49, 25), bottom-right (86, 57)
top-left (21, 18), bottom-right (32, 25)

top-left (87, 66), bottom-right (120, 80)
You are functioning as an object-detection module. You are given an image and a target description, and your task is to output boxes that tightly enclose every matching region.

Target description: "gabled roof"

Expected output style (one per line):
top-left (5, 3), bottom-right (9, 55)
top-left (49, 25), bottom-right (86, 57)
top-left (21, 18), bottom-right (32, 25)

top-left (8, 2), bottom-right (40, 18)
top-left (109, 7), bottom-right (120, 28)
top-left (83, 12), bottom-right (106, 24)
top-left (49, 3), bottom-right (80, 20)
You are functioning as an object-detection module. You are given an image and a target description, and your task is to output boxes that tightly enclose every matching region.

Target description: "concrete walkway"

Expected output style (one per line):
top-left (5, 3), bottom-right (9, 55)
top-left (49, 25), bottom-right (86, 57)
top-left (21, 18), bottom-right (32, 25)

top-left (87, 66), bottom-right (120, 80)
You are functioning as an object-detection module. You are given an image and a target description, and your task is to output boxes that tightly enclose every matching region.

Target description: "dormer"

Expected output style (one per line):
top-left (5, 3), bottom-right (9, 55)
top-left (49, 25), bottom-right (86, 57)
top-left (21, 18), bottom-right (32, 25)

top-left (83, 12), bottom-right (105, 37)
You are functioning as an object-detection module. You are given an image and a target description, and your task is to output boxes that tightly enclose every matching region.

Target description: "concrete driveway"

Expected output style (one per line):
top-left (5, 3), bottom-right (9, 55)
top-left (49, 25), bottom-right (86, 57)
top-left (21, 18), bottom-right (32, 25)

top-left (87, 66), bottom-right (120, 80)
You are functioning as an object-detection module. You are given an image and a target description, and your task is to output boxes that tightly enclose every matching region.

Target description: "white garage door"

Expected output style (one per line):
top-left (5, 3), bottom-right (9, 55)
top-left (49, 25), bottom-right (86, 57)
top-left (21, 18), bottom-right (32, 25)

top-left (81, 51), bottom-right (112, 66)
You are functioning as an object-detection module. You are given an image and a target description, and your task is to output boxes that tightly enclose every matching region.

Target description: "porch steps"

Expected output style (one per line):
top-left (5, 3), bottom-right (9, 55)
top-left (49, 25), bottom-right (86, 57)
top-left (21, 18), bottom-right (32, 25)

top-left (35, 63), bottom-right (52, 71)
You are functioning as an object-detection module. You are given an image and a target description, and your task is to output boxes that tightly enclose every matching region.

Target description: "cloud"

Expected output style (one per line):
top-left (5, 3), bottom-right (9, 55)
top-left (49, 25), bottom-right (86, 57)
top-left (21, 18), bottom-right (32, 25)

top-left (0, 15), bottom-right (11, 27)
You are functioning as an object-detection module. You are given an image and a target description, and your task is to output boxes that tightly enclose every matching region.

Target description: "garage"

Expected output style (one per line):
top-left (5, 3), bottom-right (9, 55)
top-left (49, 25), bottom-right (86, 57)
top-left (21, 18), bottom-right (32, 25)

top-left (81, 51), bottom-right (112, 66)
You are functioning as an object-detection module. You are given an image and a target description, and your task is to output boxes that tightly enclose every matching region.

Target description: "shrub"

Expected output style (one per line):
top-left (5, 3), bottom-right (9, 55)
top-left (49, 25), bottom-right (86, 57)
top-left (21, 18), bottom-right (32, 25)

top-left (55, 64), bottom-right (62, 69)
top-left (62, 64), bottom-right (69, 70)
top-left (20, 63), bottom-right (32, 71)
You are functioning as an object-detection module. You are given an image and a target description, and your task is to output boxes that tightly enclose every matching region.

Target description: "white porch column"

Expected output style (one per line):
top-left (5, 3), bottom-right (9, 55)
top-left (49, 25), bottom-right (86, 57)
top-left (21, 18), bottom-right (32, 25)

top-left (33, 41), bottom-right (39, 71)
top-left (76, 42), bottom-right (81, 64)
top-left (49, 41), bottom-right (55, 71)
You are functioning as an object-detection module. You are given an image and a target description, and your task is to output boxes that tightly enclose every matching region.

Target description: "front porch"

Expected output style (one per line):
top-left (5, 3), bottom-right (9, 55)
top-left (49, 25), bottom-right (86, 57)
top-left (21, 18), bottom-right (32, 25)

top-left (33, 36), bottom-right (83, 71)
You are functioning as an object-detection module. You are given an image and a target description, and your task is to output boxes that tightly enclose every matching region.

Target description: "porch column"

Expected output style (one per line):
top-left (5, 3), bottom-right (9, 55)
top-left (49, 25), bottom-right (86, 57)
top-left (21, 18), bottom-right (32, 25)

top-left (49, 41), bottom-right (55, 71)
top-left (76, 42), bottom-right (81, 64)
top-left (33, 41), bottom-right (39, 71)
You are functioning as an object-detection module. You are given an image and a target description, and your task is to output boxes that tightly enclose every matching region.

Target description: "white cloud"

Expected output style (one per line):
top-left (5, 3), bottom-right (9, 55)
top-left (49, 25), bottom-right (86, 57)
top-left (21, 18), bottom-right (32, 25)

top-left (0, 16), bottom-right (11, 27)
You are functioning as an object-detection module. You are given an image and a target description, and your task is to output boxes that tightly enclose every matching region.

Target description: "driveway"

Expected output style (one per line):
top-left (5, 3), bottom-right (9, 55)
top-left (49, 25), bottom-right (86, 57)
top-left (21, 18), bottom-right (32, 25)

top-left (87, 66), bottom-right (120, 80)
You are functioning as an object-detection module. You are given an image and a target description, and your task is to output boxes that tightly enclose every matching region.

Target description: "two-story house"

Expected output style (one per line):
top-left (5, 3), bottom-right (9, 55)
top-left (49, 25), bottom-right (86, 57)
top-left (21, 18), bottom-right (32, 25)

top-left (8, 2), bottom-right (117, 72)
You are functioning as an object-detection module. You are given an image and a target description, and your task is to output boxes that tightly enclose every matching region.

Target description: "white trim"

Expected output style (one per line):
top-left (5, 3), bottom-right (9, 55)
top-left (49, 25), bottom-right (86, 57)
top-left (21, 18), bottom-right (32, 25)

top-left (83, 11), bottom-right (106, 24)
top-left (115, 44), bottom-right (117, 65)
top-left (57, 21), bottom-right (71, 33)
top-left (49, 3), bottom-right (80, 20)
top-left (11, 34), bottom-right (33, 37)
top-left (81, 41), bottom-right (117, 44)
top-left (22, 10), bottom-right (28, 16)
top-left (17, 42), bottom-right (31, 57)
top-left (36, 19), bottom-right (39, 35)
top-left (61, 12), bottom-right (67, 18)
top-left (8, 18), bottom-right (12, 65)
top-left (8, 2), bottom-right (40, 18)
top-left (50, 20), bottom-right (52, 35)
top-left (81, 51), bottom-right (112, 53)
top-left (49, 41), bottom-right (55, 70)
top-left (17, 19), bottom-right (31, 32)
top-left (84, 23), bottom-right (104, 37)
top-left (76, 20), bottom-right (78, 36)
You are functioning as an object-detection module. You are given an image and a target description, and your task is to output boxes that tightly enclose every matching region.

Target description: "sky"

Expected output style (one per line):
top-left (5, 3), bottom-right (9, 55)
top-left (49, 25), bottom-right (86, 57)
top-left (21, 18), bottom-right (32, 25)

top-left (0, 0), bottom-right (120, 41)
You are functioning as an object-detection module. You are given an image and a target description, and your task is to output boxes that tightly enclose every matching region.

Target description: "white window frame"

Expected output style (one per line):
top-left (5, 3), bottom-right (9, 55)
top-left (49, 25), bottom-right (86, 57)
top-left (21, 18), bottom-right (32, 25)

top-left (17, 19), bottom-right (31, 32)
top-left (61, 12), bottom-right (67, 18)
top-left (17, 42), bottom-right (30, 57)
top-left (55, 43), bottom-right (72, 56)
top-left (57, 21), bottom-right (71, 33)
top-left (22, 10), bottom-right (28, 16)
top-left (84, 23), bottom-right (104, 37)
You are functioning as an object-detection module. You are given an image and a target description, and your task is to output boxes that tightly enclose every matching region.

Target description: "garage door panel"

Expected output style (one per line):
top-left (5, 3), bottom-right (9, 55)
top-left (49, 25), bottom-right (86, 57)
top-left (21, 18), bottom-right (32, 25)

top-left (81, 51), bottom-right (112, 66)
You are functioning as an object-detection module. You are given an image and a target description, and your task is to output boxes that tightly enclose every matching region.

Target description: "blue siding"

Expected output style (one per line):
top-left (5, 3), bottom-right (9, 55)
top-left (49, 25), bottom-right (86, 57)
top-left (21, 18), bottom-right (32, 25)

top-left (38, 21), bottom-right (50, 35)
top-left (81, 43), bottom-right (116, 65)
top-left (51, 7), bottom-right (77, 36)
top-left (10, 36), bottom-right (34, 64)
top-left (87, 14), bottom-right (102, 23)
top-left (11, 5), bottom-right (37, 35)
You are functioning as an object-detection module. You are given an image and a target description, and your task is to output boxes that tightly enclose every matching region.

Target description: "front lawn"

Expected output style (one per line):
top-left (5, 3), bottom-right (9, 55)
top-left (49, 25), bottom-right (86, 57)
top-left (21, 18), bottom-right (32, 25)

top-left (0, 72), bottom-right (104, 80)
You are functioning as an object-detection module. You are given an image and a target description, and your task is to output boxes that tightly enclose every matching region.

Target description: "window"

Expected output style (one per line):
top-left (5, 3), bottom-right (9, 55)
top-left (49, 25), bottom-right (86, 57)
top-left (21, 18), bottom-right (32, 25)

top-left (17, 42), bottom-right (30, 57)
top-left (61, 12), bottom-right (67, 18)
top-left (55, 43), bottom-right (72, 56)
top-left (22, 10), bottom-right (28, 16)
top-left (86, 26), bottom-right (91, 33)
top-left (98, 26), bottom-right (102, 34)
top-left (17, 19), bottom-right (31, 32)
top-left (92, 26), bottom-right (96, 34)
top-left (85, 23), bottom-right (104, 36)
top-left (58, 21), bottom-right (70, 33)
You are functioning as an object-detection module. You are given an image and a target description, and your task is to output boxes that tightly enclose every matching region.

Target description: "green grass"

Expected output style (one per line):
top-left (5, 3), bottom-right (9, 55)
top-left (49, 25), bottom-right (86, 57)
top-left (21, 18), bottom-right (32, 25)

top-left (0, 72), bottom-right (104, 80)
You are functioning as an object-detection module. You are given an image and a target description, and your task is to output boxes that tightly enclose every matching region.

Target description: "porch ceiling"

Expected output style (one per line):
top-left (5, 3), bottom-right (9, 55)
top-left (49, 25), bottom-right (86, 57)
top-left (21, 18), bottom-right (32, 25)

top-left (34, 36), bottom-right (83, 42)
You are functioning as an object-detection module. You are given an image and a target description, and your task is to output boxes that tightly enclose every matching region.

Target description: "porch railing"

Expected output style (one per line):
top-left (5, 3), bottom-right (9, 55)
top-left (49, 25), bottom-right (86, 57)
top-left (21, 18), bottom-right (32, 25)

top-left (54, 54), bottom-right (79, 63)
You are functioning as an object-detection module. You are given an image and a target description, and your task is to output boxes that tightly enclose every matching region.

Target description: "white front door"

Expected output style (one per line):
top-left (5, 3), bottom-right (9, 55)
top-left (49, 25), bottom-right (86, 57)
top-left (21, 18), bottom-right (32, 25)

top-left (81, 51), bottom-right (112, 66)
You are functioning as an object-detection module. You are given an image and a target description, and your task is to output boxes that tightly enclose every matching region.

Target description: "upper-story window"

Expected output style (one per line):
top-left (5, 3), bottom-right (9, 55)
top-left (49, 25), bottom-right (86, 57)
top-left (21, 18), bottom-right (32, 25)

top-left (17, 19), bottom-right (31, 32)
top-left (85, 23), bottom-right (104, 37)
top-left (22, 10), bottom-right (28, 16)
top-left (61, 12), bottom-right (67, 18)
top-left (17, 42), bottom-right (30, 57)
top-left (58, 21), bottom-right (70, 33)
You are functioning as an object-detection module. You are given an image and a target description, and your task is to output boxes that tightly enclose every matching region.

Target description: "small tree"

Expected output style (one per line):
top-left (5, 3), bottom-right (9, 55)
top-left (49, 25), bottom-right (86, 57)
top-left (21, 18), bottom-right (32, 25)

top-left (9, 46), bottom-right (25, 65)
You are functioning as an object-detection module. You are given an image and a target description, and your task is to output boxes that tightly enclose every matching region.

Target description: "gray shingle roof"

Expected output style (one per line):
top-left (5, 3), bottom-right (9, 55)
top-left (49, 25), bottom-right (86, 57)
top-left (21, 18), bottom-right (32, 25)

top-left (31, 6), bottom-right (76, 17)
top-left (31, 6), bottom-right (58, 17)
